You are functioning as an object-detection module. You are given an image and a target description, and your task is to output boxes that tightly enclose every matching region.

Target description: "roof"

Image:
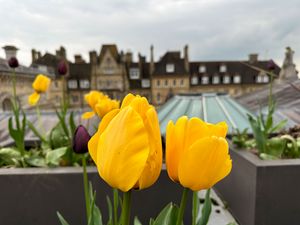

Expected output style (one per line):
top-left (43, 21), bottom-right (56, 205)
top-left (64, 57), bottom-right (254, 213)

top-left (31, 53), bottom-right (61, 76)
top-left (2, 45), bottom-right (18, 51)
top-left (158, 93), bottom-right (253, 136)
top-left (69, 63), bottom-right (91, 79)
top-left (153, 51), bottom-right (188, 76)
top-left (236, 79), bottom-right (300, 126)
top-left (99, 44), bottom-right (119, 63)
top-left (189, 60), bottom-right (281, 85)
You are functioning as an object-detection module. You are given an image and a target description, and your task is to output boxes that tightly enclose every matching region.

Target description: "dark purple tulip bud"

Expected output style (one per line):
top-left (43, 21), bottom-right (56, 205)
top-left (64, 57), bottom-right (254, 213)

top-left (267, 60), bottom-right (276, 71)
top-left (58, 60), bottom-right (67, 75)
top-left (73, 125), bottom-right (91, 154)
top-left (8, 57), bottom-right (19, 68)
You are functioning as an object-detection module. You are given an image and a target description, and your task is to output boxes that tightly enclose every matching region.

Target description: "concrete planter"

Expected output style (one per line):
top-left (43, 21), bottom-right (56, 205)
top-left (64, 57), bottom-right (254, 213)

top-left (214, 147), bottom-right (300, 225)
top-left (0, 167), bottom-right (191, 225)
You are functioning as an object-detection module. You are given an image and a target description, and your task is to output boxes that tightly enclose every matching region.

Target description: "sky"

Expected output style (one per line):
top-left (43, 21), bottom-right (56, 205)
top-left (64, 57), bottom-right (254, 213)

top-left (0, 0), bottom-right (299, 68)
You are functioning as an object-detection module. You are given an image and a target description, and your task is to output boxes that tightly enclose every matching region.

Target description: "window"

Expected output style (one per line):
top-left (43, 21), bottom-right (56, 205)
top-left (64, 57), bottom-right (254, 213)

top-left (263, 75), bottom-right (269, 83)
top-left (38, 65), bottom-right (48, 73)
top-left (71, 95), bottom-right (79, 103)
top-left (103, 67), bottom-right (114, 75)
top-left (157, 92), bottom-right (161, 103)
top-left (199, 65), bottom-right (206, 73)
top-left (156, 80), bottom-right (160, 87)
top-left (233, 75), bottom-right (241, 84)
top-left (166, 64), bottom-right (175, 73)
top-left (80, 79), bottom-right (90, 89)
top-left (106, 80), bottom-right (111, 86)
top-left (129, 68), bottom-right (140, 79)
top-left (201, 76), bottom-right (209, 84)
top-left (191, 76), bottom-right (198, 85)
top-left (213, 76), bottom-right (220, 84)
top-left (173, 79), bottom-right (176, 87)
top-left (68, 80), bottom-right (77, 89)
top-left (164, 80), bottom-right (168, 87)
top-left (223, 75), bottom-right (231, 84)
top-left (141, 79), bottom-right (150, 88)
top-left (220, 64), bottom-right (227, 73)
top-left (180, 79), bottom-right (184, 86)
top-left (256, 76), bottom-right (263, 83)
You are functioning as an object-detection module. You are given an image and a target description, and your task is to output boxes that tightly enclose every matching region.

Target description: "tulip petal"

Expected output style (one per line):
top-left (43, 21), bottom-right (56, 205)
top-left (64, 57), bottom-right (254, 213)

top-left (138, 107), bottom-right (162, 189)
top-left (184, 117), bottom-right (207, 150)
top-left (88, 109), bottom-right (120, 163)
top-left (178, 136), bottom-right (232, 191)
top-left (121, 93), bottom-right (135, 109)
top-left (97, 106), bottom-right (150, 192)
top-left (166, 116), bottom-right (188, 182)
top-left (32, 74), bottom-right (51, 93)
top-left (82, 111), bottom-right (95, 119)
top-left (28, 92), bottom-right (40, 106)
top-left (206, 121), bottom-right (228, 138)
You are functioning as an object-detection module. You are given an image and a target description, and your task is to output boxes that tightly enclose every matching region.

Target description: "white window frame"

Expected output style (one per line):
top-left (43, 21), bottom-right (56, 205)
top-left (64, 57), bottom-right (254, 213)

top-left (223, 75), bottom-right (230, 84)
top-left (199, 65), bottom-right (206, 73)
top-left (191, 76), bottom-right (198, 85)
top-left (263, 75), bottom-right (269, 83)
top-left (141, 79), bottom-right (150, 88)
top-left (213, 76), bottom-right (220, 84)
top-left (79, 79), bottom-right (90, 89)
top-left (129, 68), bottom-right (140, 79)
top-left (166, 64), bottom-right (175, 73)
top-left (220, 65), bottom-right (227, 73)
top-left (201, 76), bottom-right (209, 84)
top-left (256, 76), bottom-right (263, 83)
top-left (233, 75), bottom-right (241, 84)
top-left (68, 80), bottom-right (78, 89)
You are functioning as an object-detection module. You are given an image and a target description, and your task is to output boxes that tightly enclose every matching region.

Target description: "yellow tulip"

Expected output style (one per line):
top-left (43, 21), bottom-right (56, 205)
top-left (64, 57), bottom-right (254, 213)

top-left (95, 98), bottom-right (120, 118)
top-left (166, 116), bottom-right (232, 191)
top-left (88, 93), bottom-right (162, 192)
top-left (28, 74), bottom-right (51, 106)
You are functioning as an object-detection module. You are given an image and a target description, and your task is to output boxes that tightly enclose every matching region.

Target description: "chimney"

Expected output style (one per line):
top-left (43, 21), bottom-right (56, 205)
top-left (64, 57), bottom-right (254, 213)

top-left (89, 51), bottom-right (97, 64)
top-left (184, 44), bottom-right (189, 72)
top-left (125, 51), bottom-right (132, 64)
top-left (248, 54), bottom-right (258, 63)
top-left (150, 45), bottom-right (155, 75)
top-left (56, 46), bottom-right (66, 59)
top-left (31, 49), bottom-right (37, 62)
top-left (37, 51), bottom-right (42, 59)
top-left (74, 54), bottom-right (85, 63)
top-left (3, 45), bottom-right (18, 60)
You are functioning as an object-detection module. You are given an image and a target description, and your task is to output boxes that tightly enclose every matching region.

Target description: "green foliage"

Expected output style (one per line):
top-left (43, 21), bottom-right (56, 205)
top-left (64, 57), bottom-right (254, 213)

top-left (232, 128), bottom-right (254, 149)
top-left (151, 203), bottom-right (179, 225)
top-left (197, 189), bottom-right (212, 225)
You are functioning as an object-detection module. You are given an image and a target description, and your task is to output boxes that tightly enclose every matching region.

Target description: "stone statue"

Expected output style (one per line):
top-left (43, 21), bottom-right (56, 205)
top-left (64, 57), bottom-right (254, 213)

top-left (279, 47), bottom-right (298, 81)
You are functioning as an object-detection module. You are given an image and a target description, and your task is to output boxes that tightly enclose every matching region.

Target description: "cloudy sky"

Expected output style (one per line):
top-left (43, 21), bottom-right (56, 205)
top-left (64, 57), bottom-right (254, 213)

top-left (0, 0), bottom-right (299, 67)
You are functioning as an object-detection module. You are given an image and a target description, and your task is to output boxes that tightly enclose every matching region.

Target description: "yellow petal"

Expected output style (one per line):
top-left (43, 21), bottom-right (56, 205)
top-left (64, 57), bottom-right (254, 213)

top-left (97, 106), bottom-right (150, 192)
top-left (178, 136), bottom-right (232, 191)
top-left (206, 121), bottom-right (228, 138)
top-left (32, 74), bottom-right (51, 93)
top-left (137, 107), bottom-right (162, 189)
top-left (28, 92), bottom-right (40, 106)
top-left (121, 93), bottom-right (136, 109)
top-left (81, 111), bottom-right (95, 119)
top-left (126, 96), bottom-right (151, 122)
top-left (166, 116), bottom-right (188, 182)
top-left (183, 117), bottom-right (207, 150)
top-left (98, 109), bottom-right (120, 134)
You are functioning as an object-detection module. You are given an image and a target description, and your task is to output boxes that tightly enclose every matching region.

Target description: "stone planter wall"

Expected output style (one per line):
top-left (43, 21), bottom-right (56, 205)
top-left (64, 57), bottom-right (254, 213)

top-left (215, 148), bottom-right (300, 225)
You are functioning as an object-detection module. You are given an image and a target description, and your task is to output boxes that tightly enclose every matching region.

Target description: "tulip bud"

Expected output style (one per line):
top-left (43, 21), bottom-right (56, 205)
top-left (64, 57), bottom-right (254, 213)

top-left (8, 57), bottom-right (19, 68)
top-left (58, 60), bottom-right (67, 75)
top-left (267, 60), bottom-right (276, 71)
top-left (73, 125), bottom-right (91, 154)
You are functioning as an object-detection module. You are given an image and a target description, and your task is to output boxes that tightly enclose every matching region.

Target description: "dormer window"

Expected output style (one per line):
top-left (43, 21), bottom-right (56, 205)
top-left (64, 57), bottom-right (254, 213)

top-left (220, 64), bottom-right (227, 73)
top-left (68, 80), bottom-right (78, 89)
top-left (166, 64), bottom-right (175, 73)
top-left (79, 79), bottom-right (90, 89)
top-left (233, 75), bottom-right (241, 83)
top-left (263, 75), bottom-right (269, 83)
top-left (199, 65), bottom-right (206, 73)
top-left (201, 76), bottom-right (209, 84)
top-left (213, 76), bottom-right (220, 84)
top-left (223, 75), bottom-right (231, 84)
top-left (129, 68), bottom-right (140, 79)
top-left (191, 76), bottom-right (198, 85)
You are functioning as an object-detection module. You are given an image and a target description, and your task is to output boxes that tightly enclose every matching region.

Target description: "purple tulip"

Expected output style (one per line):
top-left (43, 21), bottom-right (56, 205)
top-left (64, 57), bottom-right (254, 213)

top-left (58, 60), bottom-right (67, 75)
top-left (267, 60), bottom-right (276, 71)
top-left (73, 125), bottom-right (91, 154)
top-left (8, 57), bottom-right (19, 68)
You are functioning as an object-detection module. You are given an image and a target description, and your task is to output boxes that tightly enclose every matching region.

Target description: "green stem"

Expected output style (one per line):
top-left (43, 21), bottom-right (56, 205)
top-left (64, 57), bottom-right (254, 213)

top-left (192, 191), bottom-right (199, 225)
top-left (120, 190), bottom-right (132, 225)
top-left (113, 188), bottom-right (119, 225)
top-left (82, 156), bottom-right (90, 221)
top-left (268, 73), bottom-right (273, 110)
top-left (176, 188), bottom-right (189, 225)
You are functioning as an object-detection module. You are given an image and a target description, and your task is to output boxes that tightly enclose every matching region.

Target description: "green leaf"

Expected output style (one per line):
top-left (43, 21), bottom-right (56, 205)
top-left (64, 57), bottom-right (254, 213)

top-left (106, 196), bottom-right (113, 225)
top-left (197, 189), bottom-right (212, 225)
top-left (46, 147), bottom-right (68, 166)
top-left (55, 109), bottom-right (70, 139)
top-left (25, 155), bottom-right (46, 167)
top-left (0, 147), bottom-right (21, 166)
top-left (8, 117), bottom-right (23, 150)
top-left (27, 120), bottom-right (47, 143)
top-left (248, 114), bottom-right (267, 153)
top-left (134, 217), bottom-right (143, 225)
top-left (57, 212), bottom-right (70, 225)
top-left (153, 203), bottom-right (179, 225)
top-left (269, 119), bottom-right (287, 133)
top-left (49, 123), bottom-right (69, 149)
top-left (259, 153), bottom-right (279, 160)
top-left (149, 218), bottom-right (155, 225)
top-left (266, 137), bottom-right (286, 158)
top-left (69, 112), bottom-right (76, 137)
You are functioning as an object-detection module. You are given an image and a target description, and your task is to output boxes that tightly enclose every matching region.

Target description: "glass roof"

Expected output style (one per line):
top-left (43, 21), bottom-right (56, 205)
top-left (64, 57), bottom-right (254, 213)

top-left (158, 93), bottom-right (253, 136)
